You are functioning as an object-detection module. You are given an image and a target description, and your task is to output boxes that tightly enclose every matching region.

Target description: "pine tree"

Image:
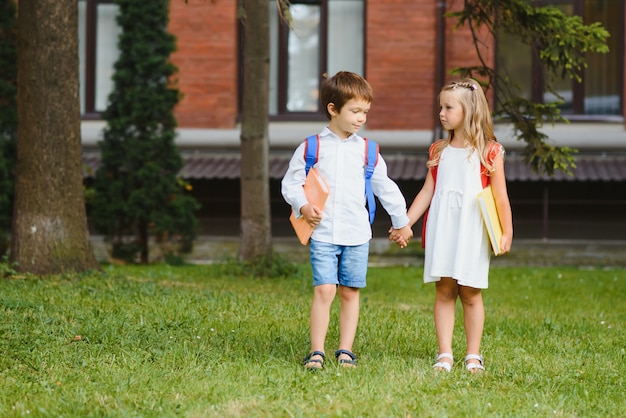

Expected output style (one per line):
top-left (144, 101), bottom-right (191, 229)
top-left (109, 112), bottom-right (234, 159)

top-left (94, 0), bottom-right (199, 264)
top-left (0, 0), bottom-right (17, 256)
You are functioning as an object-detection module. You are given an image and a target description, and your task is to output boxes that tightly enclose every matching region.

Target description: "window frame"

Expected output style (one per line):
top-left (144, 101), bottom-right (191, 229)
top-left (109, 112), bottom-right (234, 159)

top-left (237, 0), bottom-right (366, 122)
top-left (274, 1), bottom-right (328, 121)
top-left (80, 0), bottom-right (116, 120)
top-left (496, 0), bottom-right (624, 121)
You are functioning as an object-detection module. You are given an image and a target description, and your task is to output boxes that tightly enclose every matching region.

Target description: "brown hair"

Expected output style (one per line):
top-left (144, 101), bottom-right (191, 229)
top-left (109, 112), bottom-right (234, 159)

top-left (320, 71), bottom-right (373, 120)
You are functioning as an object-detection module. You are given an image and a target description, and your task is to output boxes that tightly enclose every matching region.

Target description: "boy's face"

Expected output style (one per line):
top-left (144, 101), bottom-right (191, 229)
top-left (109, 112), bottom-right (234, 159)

top-left (327, 98), bottom-right (370, 139)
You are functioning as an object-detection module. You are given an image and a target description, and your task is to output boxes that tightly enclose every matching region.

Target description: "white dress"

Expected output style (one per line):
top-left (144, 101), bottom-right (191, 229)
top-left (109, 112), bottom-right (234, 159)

top-left (423, 146), bottom-right (491, 289)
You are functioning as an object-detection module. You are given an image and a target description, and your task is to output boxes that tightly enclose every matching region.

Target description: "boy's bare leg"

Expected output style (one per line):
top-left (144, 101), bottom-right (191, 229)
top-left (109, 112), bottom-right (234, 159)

top-left (433, 277), bottom-right (459, 369)
top-left (337, 285), bottom-right (360, 363)
top-left (306, 284), bottom-right (337, 367)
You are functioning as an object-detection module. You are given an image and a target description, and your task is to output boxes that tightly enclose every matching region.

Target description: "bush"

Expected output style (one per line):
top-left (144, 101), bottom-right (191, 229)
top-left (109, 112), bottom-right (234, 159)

top-left (93, 0), bottom-right (199, 264)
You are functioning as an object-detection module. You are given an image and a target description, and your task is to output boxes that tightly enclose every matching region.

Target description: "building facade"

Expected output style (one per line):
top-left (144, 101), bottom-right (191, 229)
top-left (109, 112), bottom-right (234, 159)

top-left (80, 0), bottom-right (626, 241)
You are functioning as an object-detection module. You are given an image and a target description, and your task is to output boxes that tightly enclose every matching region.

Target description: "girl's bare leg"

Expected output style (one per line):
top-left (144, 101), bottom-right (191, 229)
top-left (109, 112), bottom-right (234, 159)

top-left (434, 277), bottom-right (459, 369)
top-left (459, 285), bottom-right (485, 371)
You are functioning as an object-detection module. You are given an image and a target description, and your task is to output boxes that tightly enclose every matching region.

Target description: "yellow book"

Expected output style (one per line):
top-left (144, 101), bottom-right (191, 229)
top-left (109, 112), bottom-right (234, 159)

top-left (477, 185), bottom-right (503, 256)
top-left (289, 167), bottom-right (330, 245)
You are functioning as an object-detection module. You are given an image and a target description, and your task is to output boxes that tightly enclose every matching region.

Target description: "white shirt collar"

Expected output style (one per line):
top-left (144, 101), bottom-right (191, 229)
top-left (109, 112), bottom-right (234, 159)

top-left (320, 126), bottom-right (360, 142)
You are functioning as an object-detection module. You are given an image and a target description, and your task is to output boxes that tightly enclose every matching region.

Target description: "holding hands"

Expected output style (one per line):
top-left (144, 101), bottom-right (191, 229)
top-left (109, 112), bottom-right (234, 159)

top-left (388, 225), bottom-right (413, 249)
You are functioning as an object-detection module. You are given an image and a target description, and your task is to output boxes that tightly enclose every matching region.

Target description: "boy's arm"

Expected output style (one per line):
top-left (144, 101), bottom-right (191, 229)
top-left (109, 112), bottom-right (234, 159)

top-left (369, 156), bottom-right (409, 229)
top-left (280, 143), bottom-right (309, 217)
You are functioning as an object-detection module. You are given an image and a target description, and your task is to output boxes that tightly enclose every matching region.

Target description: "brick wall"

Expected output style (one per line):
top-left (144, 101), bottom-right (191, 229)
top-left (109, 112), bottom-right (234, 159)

top-left (366, 0), bottom-right (437, 130)
top-left (165, 1), bottom-right (620, 132)
top-left (169, 0), bottom-right (238, 128)
top-left (443, 4), bottom-right (495, 107)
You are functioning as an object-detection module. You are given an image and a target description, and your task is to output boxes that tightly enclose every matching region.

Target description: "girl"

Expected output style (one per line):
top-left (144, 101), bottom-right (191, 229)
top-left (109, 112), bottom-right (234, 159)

top-left (392, 78), bottom-right (513, 372)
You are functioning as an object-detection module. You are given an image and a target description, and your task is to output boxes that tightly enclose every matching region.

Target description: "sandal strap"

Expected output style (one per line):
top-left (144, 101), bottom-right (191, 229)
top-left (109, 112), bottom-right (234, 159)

top-left (465, 354), bottom-right (483, 363)
top-left (303, 350), bottom-right (326, 366)
top-left (465, 354), bottom-right (485, 370)
top-left (335, 349), bottom-right (357, 366)
top-left (433, 361), bottom-right (452, 372)
top-left (335, 349), bottom-right (356, 360)
top-left (434, 352), bottom-right (453, 372)
top-left (435, 352), bottom-right (453, 362)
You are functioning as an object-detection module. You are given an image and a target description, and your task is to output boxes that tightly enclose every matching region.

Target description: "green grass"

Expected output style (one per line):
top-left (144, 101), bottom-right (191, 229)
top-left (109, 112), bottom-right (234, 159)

top-left (1, 264), bottom-right (625, 417)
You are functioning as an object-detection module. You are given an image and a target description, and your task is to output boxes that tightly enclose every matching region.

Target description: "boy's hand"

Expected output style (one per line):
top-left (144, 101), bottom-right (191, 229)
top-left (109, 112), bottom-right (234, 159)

top-left (388, 225), bottom-right (413, 249)
top-left (300, 203), bottom-right (323, 227)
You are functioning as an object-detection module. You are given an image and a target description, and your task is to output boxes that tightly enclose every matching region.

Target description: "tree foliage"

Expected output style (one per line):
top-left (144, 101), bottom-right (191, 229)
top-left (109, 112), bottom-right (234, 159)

top-left (449, 0), bottom-right (610, 175)
top-left (94, 0), bottom-right (199, 264)
top-left (0, 0), bottom-right (16, 255)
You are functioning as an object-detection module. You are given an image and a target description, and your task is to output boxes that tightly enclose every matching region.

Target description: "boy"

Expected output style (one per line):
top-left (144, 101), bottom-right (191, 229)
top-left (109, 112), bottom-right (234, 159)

top-left (281, 71), bottom-right (413, 369)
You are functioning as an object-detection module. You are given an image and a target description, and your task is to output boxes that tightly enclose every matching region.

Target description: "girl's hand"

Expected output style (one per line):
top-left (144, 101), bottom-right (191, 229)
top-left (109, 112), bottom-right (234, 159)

top-left (499, 234), bottom-right (512, 255)
top-left (388, 226), bottom-right (413, 249)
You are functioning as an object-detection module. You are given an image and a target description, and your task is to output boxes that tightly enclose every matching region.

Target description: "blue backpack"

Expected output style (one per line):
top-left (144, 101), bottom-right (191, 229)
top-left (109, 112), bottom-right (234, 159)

top-left (302, 134), bottom-right (379, 224)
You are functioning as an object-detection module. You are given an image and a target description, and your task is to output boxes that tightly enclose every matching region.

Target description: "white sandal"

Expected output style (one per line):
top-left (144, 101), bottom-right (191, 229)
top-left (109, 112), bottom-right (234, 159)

top-left (465, 354), bottom-right (485, 372)
top-left (433, 353), bottom-right (453, 372)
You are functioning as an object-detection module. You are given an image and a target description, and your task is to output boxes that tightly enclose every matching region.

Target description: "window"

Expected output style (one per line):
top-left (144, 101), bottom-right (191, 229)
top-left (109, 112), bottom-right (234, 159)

top-left (78, 0), bottom-right (121, 117)
top-left (267, 0), bottom-right (365, 119)
top-left (496, 0), bottom-right (623, 118)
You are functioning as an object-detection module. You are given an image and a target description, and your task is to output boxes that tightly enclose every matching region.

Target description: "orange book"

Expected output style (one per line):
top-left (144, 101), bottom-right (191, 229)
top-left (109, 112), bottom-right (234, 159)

top-left (477, 185), bottom-right (503, 256)
top-left (289, 167), bottom-right (330, 245)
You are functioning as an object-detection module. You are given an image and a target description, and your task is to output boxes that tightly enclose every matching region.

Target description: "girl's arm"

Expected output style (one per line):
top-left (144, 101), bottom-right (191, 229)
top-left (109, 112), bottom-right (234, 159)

top-left (390, 170), bottom-right (435, 246)
top-left (406, 169), bottom-right (436, 228)
top-left (490, 153), bottom-right (513, 254)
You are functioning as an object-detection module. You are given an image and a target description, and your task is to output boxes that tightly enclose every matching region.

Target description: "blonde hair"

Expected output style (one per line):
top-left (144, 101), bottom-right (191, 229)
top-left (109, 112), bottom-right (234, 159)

top-left (428, 78), bottom-right (498, 174)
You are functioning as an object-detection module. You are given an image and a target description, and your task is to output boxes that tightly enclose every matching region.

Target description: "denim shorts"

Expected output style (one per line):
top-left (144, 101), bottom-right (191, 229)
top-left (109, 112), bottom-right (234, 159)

top-left (309, 239), bottom-right (369, 288)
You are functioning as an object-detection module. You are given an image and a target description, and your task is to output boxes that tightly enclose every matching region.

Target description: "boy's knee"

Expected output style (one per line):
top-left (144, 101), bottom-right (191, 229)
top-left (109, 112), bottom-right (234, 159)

top-left (314, 283), bottom-right (337, 301)
top-left (338, 285), bottom-right (359, 301)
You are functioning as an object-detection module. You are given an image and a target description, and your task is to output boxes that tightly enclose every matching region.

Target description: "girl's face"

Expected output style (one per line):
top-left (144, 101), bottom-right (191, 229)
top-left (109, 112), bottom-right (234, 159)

top-left (327, 98), bottom-right (370, 139)
top-left (439, 91), bottom-right (465, 132)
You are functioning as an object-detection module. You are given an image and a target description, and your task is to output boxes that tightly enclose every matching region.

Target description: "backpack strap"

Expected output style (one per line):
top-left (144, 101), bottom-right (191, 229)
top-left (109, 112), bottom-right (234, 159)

top-left (364, 138), bottom-right (379, 225)
top-left (303, 135), bottom-right (319, 176)
top-left (303, 135), bottom-right (379, 225)
top-left (482, 141), bottom-right (501, 188)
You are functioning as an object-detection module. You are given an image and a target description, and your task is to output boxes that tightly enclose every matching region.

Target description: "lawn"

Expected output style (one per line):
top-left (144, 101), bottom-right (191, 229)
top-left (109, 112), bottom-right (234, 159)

top-left (0, 262), bottom-right (624, 417)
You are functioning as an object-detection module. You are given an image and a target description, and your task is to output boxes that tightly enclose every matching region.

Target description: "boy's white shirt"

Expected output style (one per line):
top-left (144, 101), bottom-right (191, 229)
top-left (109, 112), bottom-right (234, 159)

top-left (281, 127), bottom-right (409, 246)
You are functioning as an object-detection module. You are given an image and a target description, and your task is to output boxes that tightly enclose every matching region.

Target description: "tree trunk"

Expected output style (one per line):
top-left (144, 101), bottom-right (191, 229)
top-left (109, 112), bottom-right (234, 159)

top-left (11, 0), bottom-right (99, 274)
top-left (238, 0), bottom-right (272, 261)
